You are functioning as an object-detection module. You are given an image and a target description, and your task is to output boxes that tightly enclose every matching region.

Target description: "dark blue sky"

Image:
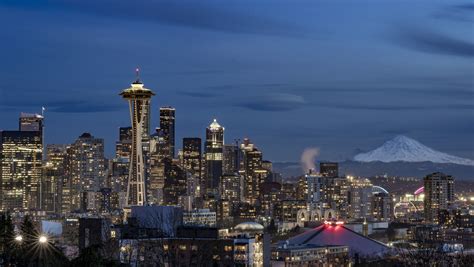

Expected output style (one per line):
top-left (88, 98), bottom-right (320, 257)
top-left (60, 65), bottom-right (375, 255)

top-left (0, 0), bottom-right (473, 162)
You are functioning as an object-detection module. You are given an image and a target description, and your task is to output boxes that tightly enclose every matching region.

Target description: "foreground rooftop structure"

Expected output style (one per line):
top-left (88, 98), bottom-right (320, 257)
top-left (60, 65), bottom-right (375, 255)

top-left (286, 222), bottom-right (390, 257)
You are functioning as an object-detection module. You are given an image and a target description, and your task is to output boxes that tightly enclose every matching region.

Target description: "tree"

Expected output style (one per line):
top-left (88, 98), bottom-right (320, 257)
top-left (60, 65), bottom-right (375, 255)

top-left (69, 244), bottom-right (124, 267)
top-left (17, 215), bottom-right (68, 267)
top-left (386, 224), bottom-right (397, 241)
top-left (0, 212), bottom-right (16, 265)
top-left (266, 219), bottom-right (277, 235)
top-left (0, 213), bottom-right (17, 264)
top-left (20, 215), bottom-right (39, 246)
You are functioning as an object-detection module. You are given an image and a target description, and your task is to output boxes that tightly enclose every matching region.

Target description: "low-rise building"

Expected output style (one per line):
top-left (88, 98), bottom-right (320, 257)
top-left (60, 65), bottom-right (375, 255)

top-left (272, 243), bottom-right (349, 267)
top-left (183, 209), bottom-right (217, 227)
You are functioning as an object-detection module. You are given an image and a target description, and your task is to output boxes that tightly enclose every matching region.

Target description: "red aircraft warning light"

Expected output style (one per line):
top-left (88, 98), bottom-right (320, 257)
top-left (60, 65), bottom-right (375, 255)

top-left (324, 220), bottom-right (344, 226)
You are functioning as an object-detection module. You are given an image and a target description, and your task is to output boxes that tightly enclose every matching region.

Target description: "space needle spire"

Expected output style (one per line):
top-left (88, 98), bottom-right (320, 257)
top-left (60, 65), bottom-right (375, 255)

top-left (120, 68), bottom-right (155, 217)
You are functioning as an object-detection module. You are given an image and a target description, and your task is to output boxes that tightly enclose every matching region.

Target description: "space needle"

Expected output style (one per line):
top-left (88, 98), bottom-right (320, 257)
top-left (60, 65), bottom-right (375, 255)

top-left (120, 68), bottom-right (155, 216)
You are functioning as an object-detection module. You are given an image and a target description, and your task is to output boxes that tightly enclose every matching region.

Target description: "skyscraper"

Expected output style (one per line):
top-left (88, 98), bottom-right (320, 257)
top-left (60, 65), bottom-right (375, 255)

top-left (116, 127), bottom-right (132, 159)
top-left (320, 162), bottom-right (338, 178)
top-left (204, 119), bottom-right (224, 196)
top-left (69, 133), bottom-right (105, 211)
top-left (110, 127), bottom-right (133, 197)
top-left (223, 144), bottom-right (240, 175)
top-left (160, 107), bottom-right (175, 158)
top-left (163, 158), bottom-right (187, 205)
top-left (120, 71), bottom-right (155, 208)
top-left (149, 128), bottom-right (168, 204)
top-left (240, 138), bottom-right (265, 205)
top-left (42, 144), bottom-right (68, 213)
top-left (0, 131), bottom-right (42, 211)
top-left (182, 138), bottom-right (202, 196)
top-left (0, 112), bottom-right (43, 211)
top-left (424, 172), bottom-right (454, 224)
top-left (19, 112), bottom-right (44, 132)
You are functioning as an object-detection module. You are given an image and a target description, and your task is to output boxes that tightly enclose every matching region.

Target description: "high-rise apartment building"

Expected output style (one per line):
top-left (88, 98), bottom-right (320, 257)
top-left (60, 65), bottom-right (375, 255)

top-left (160, 107), bottom-right (175, 158)
top-left (204, 119), bottom-right (224, 196)
top-left (347, 178), bottom-right (373, 220)
top-left (372, 192), bottom-right (393, 222)
top-left (120, 72), bottom-right (154, 208)
top-left (69, 133), bottom-right (105, 211)
top-left (424, 172), bottom-right (454, 224)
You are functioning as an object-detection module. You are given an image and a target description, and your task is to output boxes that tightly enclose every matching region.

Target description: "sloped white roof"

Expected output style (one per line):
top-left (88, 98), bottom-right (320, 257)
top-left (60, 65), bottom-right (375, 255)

top-left (287, 224), bottom-right (390, 257)
top-left (235, 222), bottom-right (264, 231)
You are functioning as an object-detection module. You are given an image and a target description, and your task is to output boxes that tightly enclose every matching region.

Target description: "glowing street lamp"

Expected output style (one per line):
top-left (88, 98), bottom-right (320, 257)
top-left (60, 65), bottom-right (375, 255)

top-left (15, 235), bottom-right (23, 242)
top-left (38, 235), bottom-right (48, 244)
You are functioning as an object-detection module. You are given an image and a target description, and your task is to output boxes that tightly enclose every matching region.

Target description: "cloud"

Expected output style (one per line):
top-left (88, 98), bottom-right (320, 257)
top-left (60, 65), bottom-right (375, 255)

top-left (2, 0), bottom-right (305, 37)
top-left (394, 27), bottom-right (474, 57)
top-left (178, 91), bottom-right (218, 98)
top-left (318, 103), bottom-right (474, 111)
top-left (47, 100), bottom-right (122, 113)
top-left (433, 3), bottom-right (474, 22)
top-left (236, 93), bottom-right (305, 111)
top-left (0, 99), bottom-right (122, 113)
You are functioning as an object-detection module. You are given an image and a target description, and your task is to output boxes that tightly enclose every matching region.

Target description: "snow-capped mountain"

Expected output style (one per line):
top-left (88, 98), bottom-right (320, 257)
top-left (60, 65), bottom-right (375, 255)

top-left (354, 135), bottom-right (474, 166)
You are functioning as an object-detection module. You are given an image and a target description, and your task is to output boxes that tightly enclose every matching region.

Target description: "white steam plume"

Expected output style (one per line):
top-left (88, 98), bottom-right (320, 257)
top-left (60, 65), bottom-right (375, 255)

top-left (300, 147), bottom-right (319, 174)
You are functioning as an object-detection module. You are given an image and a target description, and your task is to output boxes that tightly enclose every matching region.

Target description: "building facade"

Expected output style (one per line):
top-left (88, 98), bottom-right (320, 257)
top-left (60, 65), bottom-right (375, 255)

top-left (159, 107), bottom-right (176, 159)
top-left (0, 130), bottom-right (42, 211)
top-left (204, 119), bottom-right (224, 197)
top-left (424, 172), bottom-right (455, 224)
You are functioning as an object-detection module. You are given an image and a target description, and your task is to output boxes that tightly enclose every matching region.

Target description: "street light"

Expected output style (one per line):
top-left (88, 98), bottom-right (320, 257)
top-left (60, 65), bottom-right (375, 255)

top-left (38, 235), bottom-right (48, 244)
top-left (15, 235), bottom-right (23, 242)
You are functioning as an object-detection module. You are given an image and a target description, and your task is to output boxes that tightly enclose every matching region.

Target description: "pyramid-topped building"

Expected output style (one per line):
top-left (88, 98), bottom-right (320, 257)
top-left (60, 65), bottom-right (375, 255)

top-left (286, 222), bottom-right (390, 257)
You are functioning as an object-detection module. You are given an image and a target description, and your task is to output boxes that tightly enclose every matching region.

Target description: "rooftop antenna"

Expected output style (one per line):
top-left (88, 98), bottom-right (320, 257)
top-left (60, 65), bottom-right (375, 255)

top-left (135, 67), bottom-right (140, 83)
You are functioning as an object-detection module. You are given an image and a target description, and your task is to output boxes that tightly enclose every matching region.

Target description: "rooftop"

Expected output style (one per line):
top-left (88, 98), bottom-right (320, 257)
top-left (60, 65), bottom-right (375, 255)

top-left (287, 223), bottom-right (390, 256)
top-left (209, 118), bottom-right (223, 130)
top-left (234, 222), bottom-right (264, 232)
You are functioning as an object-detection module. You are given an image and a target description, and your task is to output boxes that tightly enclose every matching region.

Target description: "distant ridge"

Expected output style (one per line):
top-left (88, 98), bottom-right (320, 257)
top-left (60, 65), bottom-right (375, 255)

top-left (354, 135), bottom-right (474, 166)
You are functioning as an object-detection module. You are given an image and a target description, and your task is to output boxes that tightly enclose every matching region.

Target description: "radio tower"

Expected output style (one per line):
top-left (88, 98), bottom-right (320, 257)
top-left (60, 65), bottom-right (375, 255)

top-left (120, 68), bottom-right (155, 215)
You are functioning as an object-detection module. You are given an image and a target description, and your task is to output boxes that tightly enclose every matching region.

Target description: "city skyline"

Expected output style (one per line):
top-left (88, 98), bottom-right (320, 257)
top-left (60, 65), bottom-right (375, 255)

top-left (1, 2), bottom-right (474, 266)
top-left (1, 1), bottom-right (473, 162)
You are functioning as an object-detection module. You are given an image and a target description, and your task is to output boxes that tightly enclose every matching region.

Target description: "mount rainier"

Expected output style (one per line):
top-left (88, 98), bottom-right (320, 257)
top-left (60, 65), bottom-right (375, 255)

top-left (354, 135), bottom-right (474, 166)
